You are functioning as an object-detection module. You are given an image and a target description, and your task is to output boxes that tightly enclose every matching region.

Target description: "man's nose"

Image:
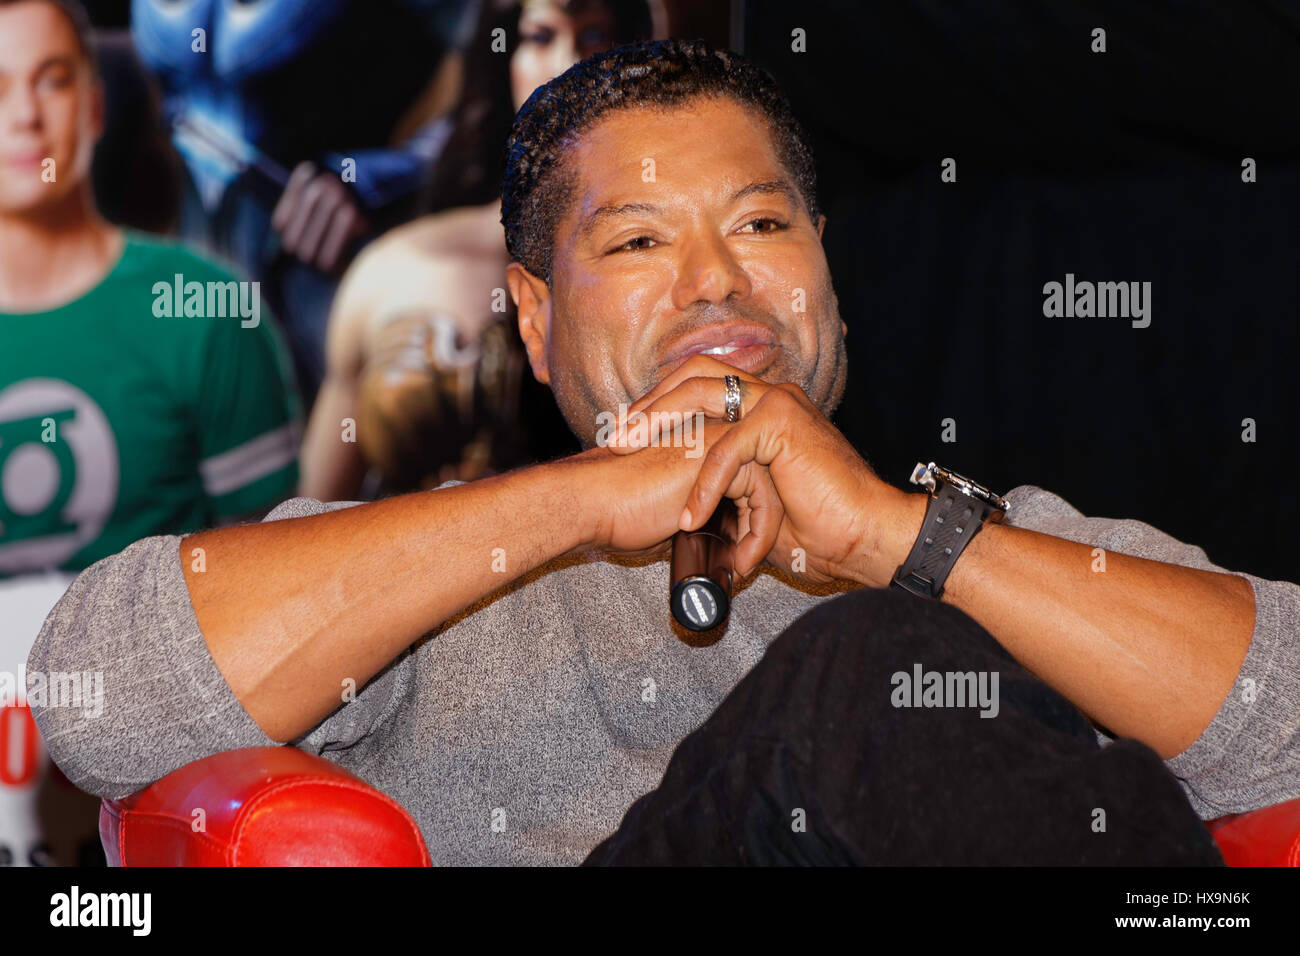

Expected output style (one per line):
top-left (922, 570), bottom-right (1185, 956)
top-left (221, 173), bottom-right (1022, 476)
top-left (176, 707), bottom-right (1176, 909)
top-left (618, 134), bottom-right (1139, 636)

top-left (670, 231), bottom-right (754, 311)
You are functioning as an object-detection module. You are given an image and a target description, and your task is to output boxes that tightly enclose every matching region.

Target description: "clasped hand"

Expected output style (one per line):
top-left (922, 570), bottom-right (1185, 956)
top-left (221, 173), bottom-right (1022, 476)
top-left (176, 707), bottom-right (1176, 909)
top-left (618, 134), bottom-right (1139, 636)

top-left (607, 354), bottom-right (915, 586)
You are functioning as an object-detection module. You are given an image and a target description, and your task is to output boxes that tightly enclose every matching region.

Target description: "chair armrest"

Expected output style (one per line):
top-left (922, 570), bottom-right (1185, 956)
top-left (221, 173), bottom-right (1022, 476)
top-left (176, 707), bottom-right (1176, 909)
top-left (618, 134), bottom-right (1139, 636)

top-left (99, 747), bottom-right (431, 866)
top-left (1207, 797), bottom-right (1300, 866)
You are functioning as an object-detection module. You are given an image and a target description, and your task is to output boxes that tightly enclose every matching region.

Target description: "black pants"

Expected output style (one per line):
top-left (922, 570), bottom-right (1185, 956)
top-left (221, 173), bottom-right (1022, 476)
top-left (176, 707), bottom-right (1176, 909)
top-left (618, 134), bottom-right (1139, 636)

top-left (583, 587), bottom-right (1223, 865)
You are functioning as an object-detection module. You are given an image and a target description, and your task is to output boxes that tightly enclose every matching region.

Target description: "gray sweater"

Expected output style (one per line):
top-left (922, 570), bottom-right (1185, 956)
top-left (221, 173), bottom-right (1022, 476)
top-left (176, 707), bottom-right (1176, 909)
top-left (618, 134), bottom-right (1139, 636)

top-left (28, 483), bottom-right (1300, 865)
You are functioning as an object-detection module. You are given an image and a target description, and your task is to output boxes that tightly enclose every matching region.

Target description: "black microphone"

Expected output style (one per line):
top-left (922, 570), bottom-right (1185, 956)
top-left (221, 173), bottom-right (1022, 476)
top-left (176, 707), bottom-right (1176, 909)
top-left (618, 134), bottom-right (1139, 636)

top-left (670, 498), bottom-right (739, 631)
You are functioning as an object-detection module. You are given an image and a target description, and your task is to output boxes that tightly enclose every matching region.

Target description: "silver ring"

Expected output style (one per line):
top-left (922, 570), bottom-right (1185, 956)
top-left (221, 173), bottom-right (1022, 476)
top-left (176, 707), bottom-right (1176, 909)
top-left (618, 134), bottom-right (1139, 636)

top-left (723, 375), bottom-right (742, 422)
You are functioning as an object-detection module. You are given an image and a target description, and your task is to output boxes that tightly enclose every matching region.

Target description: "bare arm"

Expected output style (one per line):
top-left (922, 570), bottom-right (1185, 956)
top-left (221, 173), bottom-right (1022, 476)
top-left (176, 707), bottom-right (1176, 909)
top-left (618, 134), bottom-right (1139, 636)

top-left (298, 371), bottom-right (368, 501)
top-left (184, 430), bottom-right (722, 744)
top-left (188, 458), bottom-right (590, 742)
top-left (298, 255), bottom-right (370, 501)
top-left (27, 430), bottom-right (722, 798)
top-left (868, 492), bottom-right (1256, 759)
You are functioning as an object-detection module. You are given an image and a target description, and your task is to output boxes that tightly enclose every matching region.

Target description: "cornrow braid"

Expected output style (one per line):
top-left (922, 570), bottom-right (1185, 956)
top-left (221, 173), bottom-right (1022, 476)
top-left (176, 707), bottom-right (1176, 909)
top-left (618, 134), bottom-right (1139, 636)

top-left (501, 37), bottom-right (821, 286)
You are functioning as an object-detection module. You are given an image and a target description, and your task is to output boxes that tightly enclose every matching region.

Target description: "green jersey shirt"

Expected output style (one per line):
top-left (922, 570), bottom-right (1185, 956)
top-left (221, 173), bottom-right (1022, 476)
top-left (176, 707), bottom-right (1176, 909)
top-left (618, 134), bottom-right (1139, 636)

top-left (0, 232), bottom-right (300, 576)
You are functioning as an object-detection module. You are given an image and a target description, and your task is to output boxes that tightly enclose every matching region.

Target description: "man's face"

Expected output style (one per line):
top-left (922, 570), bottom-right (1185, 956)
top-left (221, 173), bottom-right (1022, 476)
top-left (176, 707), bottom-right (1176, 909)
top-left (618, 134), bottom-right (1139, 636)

top-left (510, 95), bottom-right (848, 448)
top-left (0, 1), bottom-right (100, 214)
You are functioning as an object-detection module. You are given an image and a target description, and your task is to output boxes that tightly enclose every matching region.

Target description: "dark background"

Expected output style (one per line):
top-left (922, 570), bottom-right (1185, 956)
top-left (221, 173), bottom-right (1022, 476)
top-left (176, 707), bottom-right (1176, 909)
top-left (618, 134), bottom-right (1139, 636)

top-left (742, 0), bottom-right (1299, 581)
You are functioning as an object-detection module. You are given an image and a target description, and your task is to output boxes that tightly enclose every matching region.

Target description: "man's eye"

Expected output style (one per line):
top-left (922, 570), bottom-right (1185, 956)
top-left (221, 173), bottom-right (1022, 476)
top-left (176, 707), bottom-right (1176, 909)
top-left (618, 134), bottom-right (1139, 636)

top-left (608, 236), bottom-right (657, 254)
top-left (740, 217), bottom-right (787, 234)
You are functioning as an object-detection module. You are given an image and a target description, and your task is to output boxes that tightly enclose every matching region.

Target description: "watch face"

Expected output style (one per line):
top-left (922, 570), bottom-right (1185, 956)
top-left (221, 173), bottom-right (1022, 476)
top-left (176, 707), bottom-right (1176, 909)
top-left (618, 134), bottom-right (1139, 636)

top-left (925, 464), bottom-right (1009, 512)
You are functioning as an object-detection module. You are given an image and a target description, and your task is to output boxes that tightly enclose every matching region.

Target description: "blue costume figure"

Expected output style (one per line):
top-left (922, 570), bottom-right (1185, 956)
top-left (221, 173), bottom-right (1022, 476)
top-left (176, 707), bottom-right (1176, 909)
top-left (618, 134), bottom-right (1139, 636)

top-left (131, 0), bottom-right (468, 406)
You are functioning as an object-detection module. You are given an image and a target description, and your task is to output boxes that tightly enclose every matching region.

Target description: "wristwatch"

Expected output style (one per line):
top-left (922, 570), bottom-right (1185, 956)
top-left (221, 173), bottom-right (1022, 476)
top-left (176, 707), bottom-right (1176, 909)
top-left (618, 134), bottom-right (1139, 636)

top-left (891, 462), bottom-right (1010, 600)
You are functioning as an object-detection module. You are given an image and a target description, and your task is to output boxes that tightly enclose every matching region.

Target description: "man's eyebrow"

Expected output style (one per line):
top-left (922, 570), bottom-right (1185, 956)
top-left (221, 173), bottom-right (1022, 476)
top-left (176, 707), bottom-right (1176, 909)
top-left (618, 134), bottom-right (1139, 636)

top-left (730, 180), bottom-right (799, 207)
top-left (576, 201), bottom-right (663, 243)
top-left (576, 180), bottom-right (801, 244)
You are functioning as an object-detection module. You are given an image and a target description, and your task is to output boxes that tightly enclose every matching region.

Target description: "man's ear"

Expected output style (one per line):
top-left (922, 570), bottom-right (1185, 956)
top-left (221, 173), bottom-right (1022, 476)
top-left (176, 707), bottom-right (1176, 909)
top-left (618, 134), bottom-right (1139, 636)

top-left (507, 261), bottom-right (553, 386)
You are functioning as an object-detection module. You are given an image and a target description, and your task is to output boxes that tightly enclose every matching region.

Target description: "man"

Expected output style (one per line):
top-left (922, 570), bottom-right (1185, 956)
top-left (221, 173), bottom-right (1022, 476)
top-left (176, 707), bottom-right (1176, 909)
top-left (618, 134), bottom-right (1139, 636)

top-left (30, 39), bottom-right (1300, 865)
top-left (0, 0), bottom-right (301, 576)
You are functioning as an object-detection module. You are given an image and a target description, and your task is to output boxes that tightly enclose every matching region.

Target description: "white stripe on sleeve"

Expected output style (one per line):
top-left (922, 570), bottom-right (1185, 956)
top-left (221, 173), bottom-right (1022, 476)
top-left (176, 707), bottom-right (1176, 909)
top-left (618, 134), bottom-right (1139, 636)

top-left (199, 423), bottom-right (297, 497)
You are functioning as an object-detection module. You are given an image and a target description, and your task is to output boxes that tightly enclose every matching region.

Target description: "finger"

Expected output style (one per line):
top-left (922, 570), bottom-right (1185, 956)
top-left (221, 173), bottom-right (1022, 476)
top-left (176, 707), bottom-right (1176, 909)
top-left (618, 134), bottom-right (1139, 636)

top-left (680, 406), bottom-right (785, 530)
top-left (607, 396), bottom-right (717, 456)
top-left (317, 199), bottom-right (364, 274)
top-left (644, 377), bottom-right (760, 421)
top-left (734, 466), bottom-right (783, 577)
top-left (293, 184), bottom-right (345, 267)
top-left (629, 353), bottom-right (765, 417)
top-left (280, 175), bottom-right (331, 256)
top-left (623, 377), bottom-right (768, 448)
top-left (605, 385), bottom-right (712, 455)
top-left (601, 407), bottom-right (663, 455)
top-left (271, 162), bottom-right (317, 233)
top-left (675, 449), bottom-right (780, 574)
top-left (601, 403), bottom-right (646, 455)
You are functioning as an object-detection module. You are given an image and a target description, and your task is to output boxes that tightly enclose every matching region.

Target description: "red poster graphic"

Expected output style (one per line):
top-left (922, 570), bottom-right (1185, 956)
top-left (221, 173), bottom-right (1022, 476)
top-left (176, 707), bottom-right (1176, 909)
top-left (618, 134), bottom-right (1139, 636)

top-left (0, 703), bottom-right (39, 787)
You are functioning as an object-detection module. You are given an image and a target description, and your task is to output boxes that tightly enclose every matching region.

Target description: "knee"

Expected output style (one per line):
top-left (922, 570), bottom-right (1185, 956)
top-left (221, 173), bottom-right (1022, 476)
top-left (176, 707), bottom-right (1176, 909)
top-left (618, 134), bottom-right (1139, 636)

top-left (768, 585), bottom-right (1015, 679)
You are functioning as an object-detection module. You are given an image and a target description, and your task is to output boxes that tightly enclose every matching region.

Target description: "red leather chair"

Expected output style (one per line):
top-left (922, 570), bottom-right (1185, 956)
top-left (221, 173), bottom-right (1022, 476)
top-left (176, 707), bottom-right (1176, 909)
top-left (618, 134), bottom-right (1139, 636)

top-left (98, 747), bottom-right (431, 866)
top-left (99, 746), bottom-right (1300, 866)
top-left (1206, 800), bottom-right (1300, 867)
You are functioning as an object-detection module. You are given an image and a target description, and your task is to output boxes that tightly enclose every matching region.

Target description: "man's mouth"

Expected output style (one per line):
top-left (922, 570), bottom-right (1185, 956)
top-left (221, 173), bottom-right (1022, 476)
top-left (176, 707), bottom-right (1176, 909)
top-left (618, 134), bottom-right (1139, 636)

top-left (663, 324), bottom-right (779, 373)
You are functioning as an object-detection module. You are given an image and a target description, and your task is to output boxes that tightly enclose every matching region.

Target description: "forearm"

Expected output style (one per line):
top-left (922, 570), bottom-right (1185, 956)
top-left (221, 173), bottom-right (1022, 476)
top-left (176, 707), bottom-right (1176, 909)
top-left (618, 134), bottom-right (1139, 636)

top-left (298, 374), bottom-right (367, 501)
top-left (184, 456), bottom-right (595, 742)
top-left (865, 492), bottom-right (1256, 758)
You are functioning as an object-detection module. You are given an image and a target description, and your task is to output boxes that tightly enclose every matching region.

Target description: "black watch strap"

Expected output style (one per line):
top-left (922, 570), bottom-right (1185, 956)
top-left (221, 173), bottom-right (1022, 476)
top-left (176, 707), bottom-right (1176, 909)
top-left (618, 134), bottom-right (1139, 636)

top-left (891, 478), bottom-right (1004, 600)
